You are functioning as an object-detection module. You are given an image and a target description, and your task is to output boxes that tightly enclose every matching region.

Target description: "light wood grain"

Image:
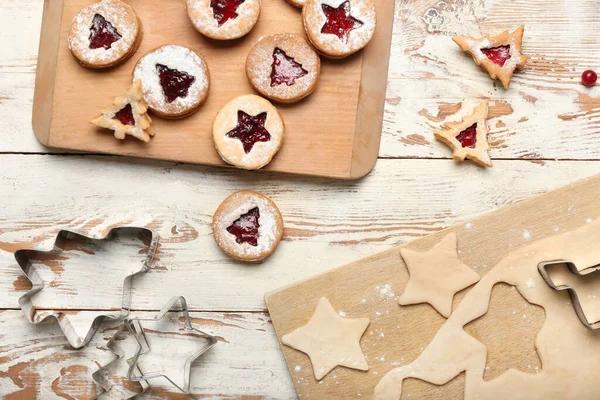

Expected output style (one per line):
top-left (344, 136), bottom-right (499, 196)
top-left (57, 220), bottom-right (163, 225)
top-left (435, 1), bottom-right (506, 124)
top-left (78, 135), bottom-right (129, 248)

top-left (31, 0), bottom-right (393, 179)
top-left (2, 156), bottom-right (600, 313)
top-left (266, 173), bottom-right (600, 399)
top-left (0, 309), bottom-right (295, 399)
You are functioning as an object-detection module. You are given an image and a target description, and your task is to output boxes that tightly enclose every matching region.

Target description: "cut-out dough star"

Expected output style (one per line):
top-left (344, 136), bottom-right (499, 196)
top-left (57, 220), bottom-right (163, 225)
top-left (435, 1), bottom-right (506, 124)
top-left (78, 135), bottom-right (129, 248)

top-left (321, 1), bottom-right (364, 43)
top-left (434, 100), bottom-right (492, 168)
top-left (453, 26), bottom-right (528, 89)
top-left (399, 232), bottom-right (480, 318)
top-left (282, 297), bottom-right (370, 380)
top-left (90, 79), bottom-right (154, 142)
top-left (226, 110), bottom-right (271, 153)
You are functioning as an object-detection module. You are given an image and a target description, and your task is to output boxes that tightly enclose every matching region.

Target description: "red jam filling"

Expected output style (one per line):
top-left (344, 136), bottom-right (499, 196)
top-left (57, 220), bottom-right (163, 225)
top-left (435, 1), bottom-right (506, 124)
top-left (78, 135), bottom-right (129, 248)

top-left (456, 123), bottom-right (477, 148)
top-left (481, 45), bottom-right (511, 67)
top-left (270, 48), bottom-right (309, 87)
top-left (210, 0), bottom-right (246, 27)
top-left (155, 64), bottom-right (196, 104)
top-left (89, 14), bottom-right (122, 50)
top-left (114, 104), bottom-right (135, 126)
top-left (227, 207), bottom-right (260, 247)
top-left (226, 111), bottom-right (271, 154)
top-left (321, 1), bottom-right (363, 43)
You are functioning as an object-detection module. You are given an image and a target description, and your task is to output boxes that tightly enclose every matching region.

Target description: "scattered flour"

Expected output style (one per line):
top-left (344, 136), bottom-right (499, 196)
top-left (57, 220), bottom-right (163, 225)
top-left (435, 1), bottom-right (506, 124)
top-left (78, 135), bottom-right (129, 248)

top-left (522, 230), bottom-right (532, 241)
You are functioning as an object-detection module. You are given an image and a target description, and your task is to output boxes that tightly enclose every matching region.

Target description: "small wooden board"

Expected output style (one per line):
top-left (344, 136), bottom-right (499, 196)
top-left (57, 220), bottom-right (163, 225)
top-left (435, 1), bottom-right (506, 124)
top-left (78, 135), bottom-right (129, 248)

top-left (32, 0), bottom-right (394, 179)
top-left (266, 174), bottom-right (600, 399)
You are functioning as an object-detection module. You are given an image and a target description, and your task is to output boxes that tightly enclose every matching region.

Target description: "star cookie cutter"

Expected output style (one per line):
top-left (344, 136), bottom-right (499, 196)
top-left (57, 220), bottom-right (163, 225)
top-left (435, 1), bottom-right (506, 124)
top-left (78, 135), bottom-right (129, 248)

top-left (538, 260), bottom-right (600, 330)
top-left (15, 227), bottom-right (159, 348)
top-left (92, 321), bottom-right (151, 399)
top-left (125, 296), bottom-right (218, 399)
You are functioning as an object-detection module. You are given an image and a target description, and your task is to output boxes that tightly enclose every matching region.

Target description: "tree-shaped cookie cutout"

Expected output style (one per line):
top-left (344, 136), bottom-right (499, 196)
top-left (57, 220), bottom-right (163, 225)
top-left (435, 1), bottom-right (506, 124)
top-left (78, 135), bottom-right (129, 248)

top-left (453, 26), bottom-right (528, 89)
top-left (90, 79), bottom-right (154, 142)
top-left (271, 48), bottom-right (308, 87)
top-left (434, 101), bottom-right (492, 168)
top-left (464, 283), bottom-right (544, 380)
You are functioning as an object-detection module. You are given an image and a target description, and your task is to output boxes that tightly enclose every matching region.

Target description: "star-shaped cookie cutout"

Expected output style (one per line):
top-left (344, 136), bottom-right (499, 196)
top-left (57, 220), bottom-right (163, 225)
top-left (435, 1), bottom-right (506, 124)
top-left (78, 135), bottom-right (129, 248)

top-left (90, 79), bottom-right (154, 142)
top-left (282, 297), bottom-right (370, 380)
top-left (434, 100), bottom-right (493, 168)
top-left (321, 1), bottom-right (364, 43)
top-left (453, 26), bottom-right (528, 89)
top-left (226, 110), bottom-right (272, 153)
top-left (398, 232), bottom-right (480, 318)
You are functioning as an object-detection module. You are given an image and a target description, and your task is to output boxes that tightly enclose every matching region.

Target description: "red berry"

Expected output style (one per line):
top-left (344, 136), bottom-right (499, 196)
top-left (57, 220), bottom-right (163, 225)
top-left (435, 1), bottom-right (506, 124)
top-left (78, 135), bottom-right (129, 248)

top-left (582, 70), bottom-right (597, 87)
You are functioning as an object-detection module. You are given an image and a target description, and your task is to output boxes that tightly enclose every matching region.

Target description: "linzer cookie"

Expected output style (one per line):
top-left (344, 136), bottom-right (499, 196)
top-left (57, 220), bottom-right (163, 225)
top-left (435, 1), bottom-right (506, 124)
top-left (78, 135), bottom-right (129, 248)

top-left (213, 94), bottom-right (284, 170)
top-left (68, 0), bottom-right (142, 69)
top-left (434, 100), bottom-right (492, 168)
top-left (90, 80), bottom-right (154, 142)
top-left (185, 0), bottom-right (261, 40)
top-left (212, 190), bottom-right (284, 262)
top-left (303, 0), bottom-right (376, 59)
top-left (132, 45), bottom-right (210, 119)
top-left (453, 26), bottom-right (528, 89)
top-left (246, 34), bottom-right (321, 103)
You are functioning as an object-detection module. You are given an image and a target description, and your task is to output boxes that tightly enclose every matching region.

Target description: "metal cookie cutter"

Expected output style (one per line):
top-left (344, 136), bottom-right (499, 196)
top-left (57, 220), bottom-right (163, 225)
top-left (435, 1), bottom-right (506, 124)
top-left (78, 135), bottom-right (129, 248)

top-left (15, 227), bottom-right (159, 348)
top-left (538, 260), bottom-right (600, 330)
top-left (126, 296), bottom-right (218, 399)
top-left (92, 322), bottom-right (151, 399)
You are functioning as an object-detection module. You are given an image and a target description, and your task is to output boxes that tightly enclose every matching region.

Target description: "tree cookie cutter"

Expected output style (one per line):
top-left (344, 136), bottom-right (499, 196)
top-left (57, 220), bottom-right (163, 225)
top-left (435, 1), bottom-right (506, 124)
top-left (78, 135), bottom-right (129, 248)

top-left (538, 260), bottom-right (600, 330)
top-left (15, 227), bottom-right (159, 348)
top-left (125, 296), bottom-right (218, 399)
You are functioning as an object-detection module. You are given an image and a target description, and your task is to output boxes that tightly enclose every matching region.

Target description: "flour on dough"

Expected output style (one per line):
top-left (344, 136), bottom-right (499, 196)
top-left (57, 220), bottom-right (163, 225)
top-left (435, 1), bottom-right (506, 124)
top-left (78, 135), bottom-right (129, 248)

top-left (399, 232), bottom-right (481, 318)
top-left (375, 220), bottom-right (600, 400)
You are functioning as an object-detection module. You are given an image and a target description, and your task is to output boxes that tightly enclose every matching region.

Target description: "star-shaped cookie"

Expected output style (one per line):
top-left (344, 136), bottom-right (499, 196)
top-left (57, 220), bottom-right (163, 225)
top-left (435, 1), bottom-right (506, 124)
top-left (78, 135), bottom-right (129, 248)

top-left (90, 79), bottom-right (154, 142)
top-left (282, 297), bottom-right (370, 380)
top-left (434, 100), bottom-right (492, 168)
top-left (398, 232), bottom-right (480, 318)
top-left (453, 26), bottom-right (528, 89)
top-left (321, 1), bottom-right (364, 43)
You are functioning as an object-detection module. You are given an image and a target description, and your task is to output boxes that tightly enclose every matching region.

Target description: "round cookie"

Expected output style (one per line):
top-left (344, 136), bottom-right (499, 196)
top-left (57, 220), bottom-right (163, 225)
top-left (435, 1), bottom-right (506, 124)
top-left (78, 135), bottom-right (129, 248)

top-left (185, 0), bottom-right (261, 40)
top-left (246, 34), bottom-right (321, 103)
top-left (212, 190), bottom-right (284, 262)
top-left (213, 94), bottom-right (284, 170)
top-left (68, 0), bottom-right (142, 69)
top-left (302, 0), bottom-right (376, 59)
top-left (285, 0), bottom-right (305, 8)
top-left (132, 45), bottom-right (210, 119)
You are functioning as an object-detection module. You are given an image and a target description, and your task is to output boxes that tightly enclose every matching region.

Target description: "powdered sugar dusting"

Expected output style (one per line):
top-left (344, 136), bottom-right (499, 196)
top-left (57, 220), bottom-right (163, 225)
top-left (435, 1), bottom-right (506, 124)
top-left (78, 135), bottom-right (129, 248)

top-left (213, 95), bottom-right (284, 170)
top-left (247, 34), bottom-right (320, 103)
top-left (68, 0), bottom-right (139, 65)
top-left (133, 45), bottom-right (209, 115)
top-left (186, 0), bottom-right (261, 40)
top-left (215, 192), bottom-right (281, 258)
top-left (304, 0), bottom-right (376, 57)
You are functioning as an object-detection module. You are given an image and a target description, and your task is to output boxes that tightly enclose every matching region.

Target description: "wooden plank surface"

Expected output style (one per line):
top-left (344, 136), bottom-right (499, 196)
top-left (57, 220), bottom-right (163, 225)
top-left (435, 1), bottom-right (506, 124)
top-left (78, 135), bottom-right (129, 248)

top-left (2, 0), bottom-right (600, 397)
top-left (266, 174), bottom-right (600, 399)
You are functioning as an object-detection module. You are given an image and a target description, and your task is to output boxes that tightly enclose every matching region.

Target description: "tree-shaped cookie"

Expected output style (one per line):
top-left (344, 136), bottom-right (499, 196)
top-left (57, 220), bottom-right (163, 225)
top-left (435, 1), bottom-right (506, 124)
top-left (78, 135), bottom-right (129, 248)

top-left (453, 26), bottom-right (528, 89)
top-left (90, 79), bottom-right (154, 142)
top-left (434, 100), bottom-right (492, 168)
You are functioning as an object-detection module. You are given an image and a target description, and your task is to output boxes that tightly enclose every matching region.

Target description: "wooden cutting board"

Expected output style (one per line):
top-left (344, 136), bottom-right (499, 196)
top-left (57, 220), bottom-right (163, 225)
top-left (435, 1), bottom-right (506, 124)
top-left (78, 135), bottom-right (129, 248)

top-left (32, 0), bottom-right (395, 179)
top-left (266, 174), bottom-right (600, 399)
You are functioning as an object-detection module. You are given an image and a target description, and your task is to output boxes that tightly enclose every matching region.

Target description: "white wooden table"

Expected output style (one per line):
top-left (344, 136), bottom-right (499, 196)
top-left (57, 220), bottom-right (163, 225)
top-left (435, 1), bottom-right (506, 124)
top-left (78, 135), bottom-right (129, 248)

top-left (1, 0), bottom-right (600, 398)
